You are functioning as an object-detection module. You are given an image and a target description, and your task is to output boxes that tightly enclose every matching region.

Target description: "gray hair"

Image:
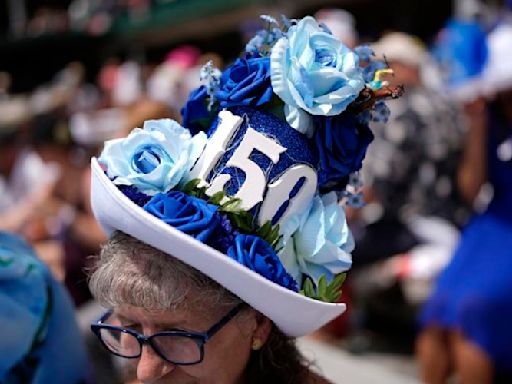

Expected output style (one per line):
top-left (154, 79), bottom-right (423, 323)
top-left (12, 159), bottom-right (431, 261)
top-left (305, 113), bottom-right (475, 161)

top-left (88, 231), bottom-right (242, 312)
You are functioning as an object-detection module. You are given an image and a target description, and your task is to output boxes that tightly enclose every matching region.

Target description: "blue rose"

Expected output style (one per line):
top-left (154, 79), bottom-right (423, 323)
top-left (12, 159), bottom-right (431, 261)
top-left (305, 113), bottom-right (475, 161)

top-left (227, 234), bottom-right (298, 292)
top-left (181, 85), bottom-right (211, 134)
top-left (270, 16), bottom-right (365, 135)
top-left (215, 57), bottom-right (273, 109)
top-left (278, 192), bottom-right (354, 287)
top-left (144, 191), bottom-right (220, 242)
top-left (99, 119), bottom-right (207, 195)
top-left (207, 213), bottom-right (238, 254)
top-left (314, 113), bottom-right (373, 191)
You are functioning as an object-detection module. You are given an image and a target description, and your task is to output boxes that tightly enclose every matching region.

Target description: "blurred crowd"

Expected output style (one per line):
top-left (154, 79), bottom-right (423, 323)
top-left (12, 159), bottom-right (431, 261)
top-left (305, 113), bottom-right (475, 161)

top-left (1, 0), bottom-right (512, 383)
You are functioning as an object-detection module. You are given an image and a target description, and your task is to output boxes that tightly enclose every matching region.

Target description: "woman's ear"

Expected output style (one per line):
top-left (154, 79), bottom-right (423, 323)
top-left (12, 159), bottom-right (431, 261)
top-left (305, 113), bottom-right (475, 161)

top-left (250, 312), bottom-right (272, 348)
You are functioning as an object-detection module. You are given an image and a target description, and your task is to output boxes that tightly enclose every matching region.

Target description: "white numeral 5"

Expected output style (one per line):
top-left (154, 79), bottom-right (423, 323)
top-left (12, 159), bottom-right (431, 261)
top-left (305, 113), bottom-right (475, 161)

top-left (207, 127), bottom-right (286, 210)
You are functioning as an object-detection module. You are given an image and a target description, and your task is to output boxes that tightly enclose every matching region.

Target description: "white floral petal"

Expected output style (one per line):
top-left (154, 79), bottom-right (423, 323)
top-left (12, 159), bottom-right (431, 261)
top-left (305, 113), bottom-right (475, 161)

top-left (270, 37), bottom-right (295, 106)
top-left (283, 105), bottom-right (315, 137)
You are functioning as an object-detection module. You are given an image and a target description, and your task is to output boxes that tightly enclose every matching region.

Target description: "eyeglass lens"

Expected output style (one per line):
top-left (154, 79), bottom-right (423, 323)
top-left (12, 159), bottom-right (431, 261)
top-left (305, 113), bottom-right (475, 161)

top-left (99, 327), bottom-right (202, 364)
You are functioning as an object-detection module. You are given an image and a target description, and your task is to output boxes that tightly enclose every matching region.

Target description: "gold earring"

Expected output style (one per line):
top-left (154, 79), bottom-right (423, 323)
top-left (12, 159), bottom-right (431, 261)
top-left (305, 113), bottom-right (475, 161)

top-left (252, 338), bottom-right (263, 351)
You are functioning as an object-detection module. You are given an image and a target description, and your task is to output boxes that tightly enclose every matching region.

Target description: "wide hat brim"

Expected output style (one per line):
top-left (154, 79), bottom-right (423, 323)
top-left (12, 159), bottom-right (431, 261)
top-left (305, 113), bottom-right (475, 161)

top-left (91, 158), bottom-right (346, 337)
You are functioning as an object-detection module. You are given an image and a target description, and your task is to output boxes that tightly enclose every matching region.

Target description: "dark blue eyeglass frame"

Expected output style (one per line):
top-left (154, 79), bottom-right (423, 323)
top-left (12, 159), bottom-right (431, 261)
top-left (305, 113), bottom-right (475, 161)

top-left (91, 303), bottom-right (245, 365)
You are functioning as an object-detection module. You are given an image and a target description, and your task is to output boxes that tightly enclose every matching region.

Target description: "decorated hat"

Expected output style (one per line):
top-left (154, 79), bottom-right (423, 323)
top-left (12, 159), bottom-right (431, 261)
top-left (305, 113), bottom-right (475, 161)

top-left (91, 15), bottom-right (402, 337)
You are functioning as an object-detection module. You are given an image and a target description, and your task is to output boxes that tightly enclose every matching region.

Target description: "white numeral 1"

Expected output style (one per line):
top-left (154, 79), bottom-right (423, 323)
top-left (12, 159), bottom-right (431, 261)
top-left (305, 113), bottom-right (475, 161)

top-left (188, 110), bottom-right (243, 187)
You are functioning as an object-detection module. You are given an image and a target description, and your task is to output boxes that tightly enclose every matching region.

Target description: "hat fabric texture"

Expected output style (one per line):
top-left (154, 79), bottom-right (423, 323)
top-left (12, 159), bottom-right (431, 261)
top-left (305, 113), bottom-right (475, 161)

top-left (92, 15), bottom-right (399, 336)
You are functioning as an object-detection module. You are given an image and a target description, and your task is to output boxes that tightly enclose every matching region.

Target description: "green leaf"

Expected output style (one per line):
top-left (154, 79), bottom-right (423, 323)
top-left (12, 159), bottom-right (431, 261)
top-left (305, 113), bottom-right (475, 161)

top-left (299, 273), bottom-right (348, 303)
top-left (318, 275), bottom-right (327, 297)
top-left (220, 197), bottom-right (242, 212)
top-left (254, 220), bottom-right (282, 251)
top-left (326, 273), bottom-right (346, 302)
top-left (303, 277), bottom-right (315, 298)
top-left (256, 221), bottom-right (272, 238)
top-left (208, 191), bottom-right (225, 206)
top-left (330, 273), bottom-right (347, 291)
top-left (182, 179), bottom-right (201, 195)
top-left (227, 211), bottom-right (254, 233)
top-left (267, 225), bottom-right (281, 247)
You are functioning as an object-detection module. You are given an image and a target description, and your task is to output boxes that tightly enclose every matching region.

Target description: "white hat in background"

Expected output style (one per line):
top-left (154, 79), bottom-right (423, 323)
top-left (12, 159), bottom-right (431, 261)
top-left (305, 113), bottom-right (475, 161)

top-left (481, 22), bottom-right (512, 95)
top-left (372, 32), bottom-right (428, 67)
top-left (112, 61), bottom-right (142, 106)
top-left (70, 108), bottom-right (125, 147)
top-left (315, 9), bottom-right (358, 47)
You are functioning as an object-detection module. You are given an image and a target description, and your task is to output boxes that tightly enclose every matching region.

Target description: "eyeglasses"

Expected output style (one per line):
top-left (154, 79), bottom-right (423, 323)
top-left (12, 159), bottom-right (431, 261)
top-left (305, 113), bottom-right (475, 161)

top-left (91, 303), bottom-right (245, 365)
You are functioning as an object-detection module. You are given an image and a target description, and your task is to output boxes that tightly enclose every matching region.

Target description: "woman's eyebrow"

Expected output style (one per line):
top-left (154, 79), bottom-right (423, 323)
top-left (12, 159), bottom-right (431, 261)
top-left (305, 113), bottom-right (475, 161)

top-left (153, 321), bottom-right (190, 330)
top-left (114, 313), bottom-right (137, 325)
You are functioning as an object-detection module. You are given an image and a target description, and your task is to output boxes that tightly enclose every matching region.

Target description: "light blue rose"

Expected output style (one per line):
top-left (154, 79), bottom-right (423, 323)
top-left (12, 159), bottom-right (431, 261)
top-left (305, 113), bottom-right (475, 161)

top-left (99, 119), bottom-right (207, 195)
top-left (270, 16), bottom-right (365, 136)
top-left (278, 192), bottom-right (354, 287)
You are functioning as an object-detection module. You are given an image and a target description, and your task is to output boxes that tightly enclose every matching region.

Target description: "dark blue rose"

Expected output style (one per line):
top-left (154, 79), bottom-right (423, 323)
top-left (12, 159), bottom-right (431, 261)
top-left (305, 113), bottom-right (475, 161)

top-left (314, 113), bottom-right (374, 192)
top-left (215, 57), bottom-right (273, 109)
top-left (206, 213), bottom-right (239, 254)
top-left (144, 191), bottom-right (220, 242)
top-left (181, 85), bottom-right (211, 134)
top-left (118, 185), bottom-right (151, 207)
top-left (227, 234), bottom-right (298, 292)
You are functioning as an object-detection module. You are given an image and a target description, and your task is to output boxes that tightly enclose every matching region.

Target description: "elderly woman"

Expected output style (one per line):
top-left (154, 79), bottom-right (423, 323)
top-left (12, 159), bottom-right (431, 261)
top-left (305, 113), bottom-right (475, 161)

top-left (89, 231), bottom-right (330, 383)
top-left (88, 15), bottom-right (399, 384)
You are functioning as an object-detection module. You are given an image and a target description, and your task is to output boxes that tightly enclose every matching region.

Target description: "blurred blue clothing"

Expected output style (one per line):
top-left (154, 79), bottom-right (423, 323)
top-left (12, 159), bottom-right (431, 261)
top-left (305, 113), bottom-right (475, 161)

top-left (0, 232), bottom-right (89, 383)
top-left (420, 113), bottom-right (512, 372)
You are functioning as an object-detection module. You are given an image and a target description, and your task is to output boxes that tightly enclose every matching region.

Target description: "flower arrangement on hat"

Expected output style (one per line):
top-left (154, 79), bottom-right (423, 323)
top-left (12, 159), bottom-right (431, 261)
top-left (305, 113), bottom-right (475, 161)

top-left (98, 15), bottom-right (403, 305)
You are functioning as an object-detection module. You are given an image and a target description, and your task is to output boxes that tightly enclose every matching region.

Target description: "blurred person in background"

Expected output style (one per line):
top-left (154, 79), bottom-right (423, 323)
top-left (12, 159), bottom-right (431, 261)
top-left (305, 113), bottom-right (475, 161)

top-left (0, 231), bottom-right (89, 383)
top-left (417, 21), bottom-right (512, 384)
top-left (346, 32), bottom-right (467, 351)
top-left (147, 45), bottom-right (202, 113)
top-left (0, 119), bottom-right (66, 279)
top-left (314, 9), bottom-right (358, 48)
top-left (0, 124), bottom-right (53, 232)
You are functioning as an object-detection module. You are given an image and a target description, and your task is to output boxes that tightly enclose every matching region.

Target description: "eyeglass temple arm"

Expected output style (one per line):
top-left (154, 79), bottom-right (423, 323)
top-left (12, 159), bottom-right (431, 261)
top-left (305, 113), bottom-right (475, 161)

top-left (91, 310), bottom-right (113, 328)
top-left (205, 303), bottom-right (246, 339)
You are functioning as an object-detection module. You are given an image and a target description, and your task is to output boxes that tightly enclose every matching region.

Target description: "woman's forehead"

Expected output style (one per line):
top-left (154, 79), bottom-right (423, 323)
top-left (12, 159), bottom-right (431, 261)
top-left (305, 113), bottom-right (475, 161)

top-left (114, 303), bottom-right (218, 330)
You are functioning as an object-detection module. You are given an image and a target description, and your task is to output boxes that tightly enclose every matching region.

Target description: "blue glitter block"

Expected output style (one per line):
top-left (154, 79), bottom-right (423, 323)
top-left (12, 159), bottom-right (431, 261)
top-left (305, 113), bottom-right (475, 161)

top-left (206, 106), bottom-right (319, 220)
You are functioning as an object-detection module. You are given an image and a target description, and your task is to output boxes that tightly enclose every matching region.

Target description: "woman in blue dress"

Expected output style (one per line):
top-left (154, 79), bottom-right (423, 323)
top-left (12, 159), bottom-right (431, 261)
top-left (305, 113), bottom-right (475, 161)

top-left (416, 23), bottom-right (512, 383)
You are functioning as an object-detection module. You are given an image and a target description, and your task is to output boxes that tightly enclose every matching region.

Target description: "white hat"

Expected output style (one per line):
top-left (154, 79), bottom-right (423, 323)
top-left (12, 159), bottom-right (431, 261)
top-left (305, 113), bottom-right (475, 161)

top-left (91, 15), bottom-right (398, 337)
top-left (315, 9), bottom-right (358, 47)
top-left (481, 22), bottom-right (512, 95)
top-left (91, 158), bottom-right (345, 336)
top-left (372, 32), bottom-right (428, 67)
top-left (70, 108), bottom-right (125, 147)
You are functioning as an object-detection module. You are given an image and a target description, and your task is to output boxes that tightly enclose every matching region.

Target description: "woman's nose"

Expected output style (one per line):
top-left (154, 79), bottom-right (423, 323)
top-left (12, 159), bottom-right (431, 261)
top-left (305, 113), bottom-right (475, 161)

top-left (137, 344), bottom-right (176, 383)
